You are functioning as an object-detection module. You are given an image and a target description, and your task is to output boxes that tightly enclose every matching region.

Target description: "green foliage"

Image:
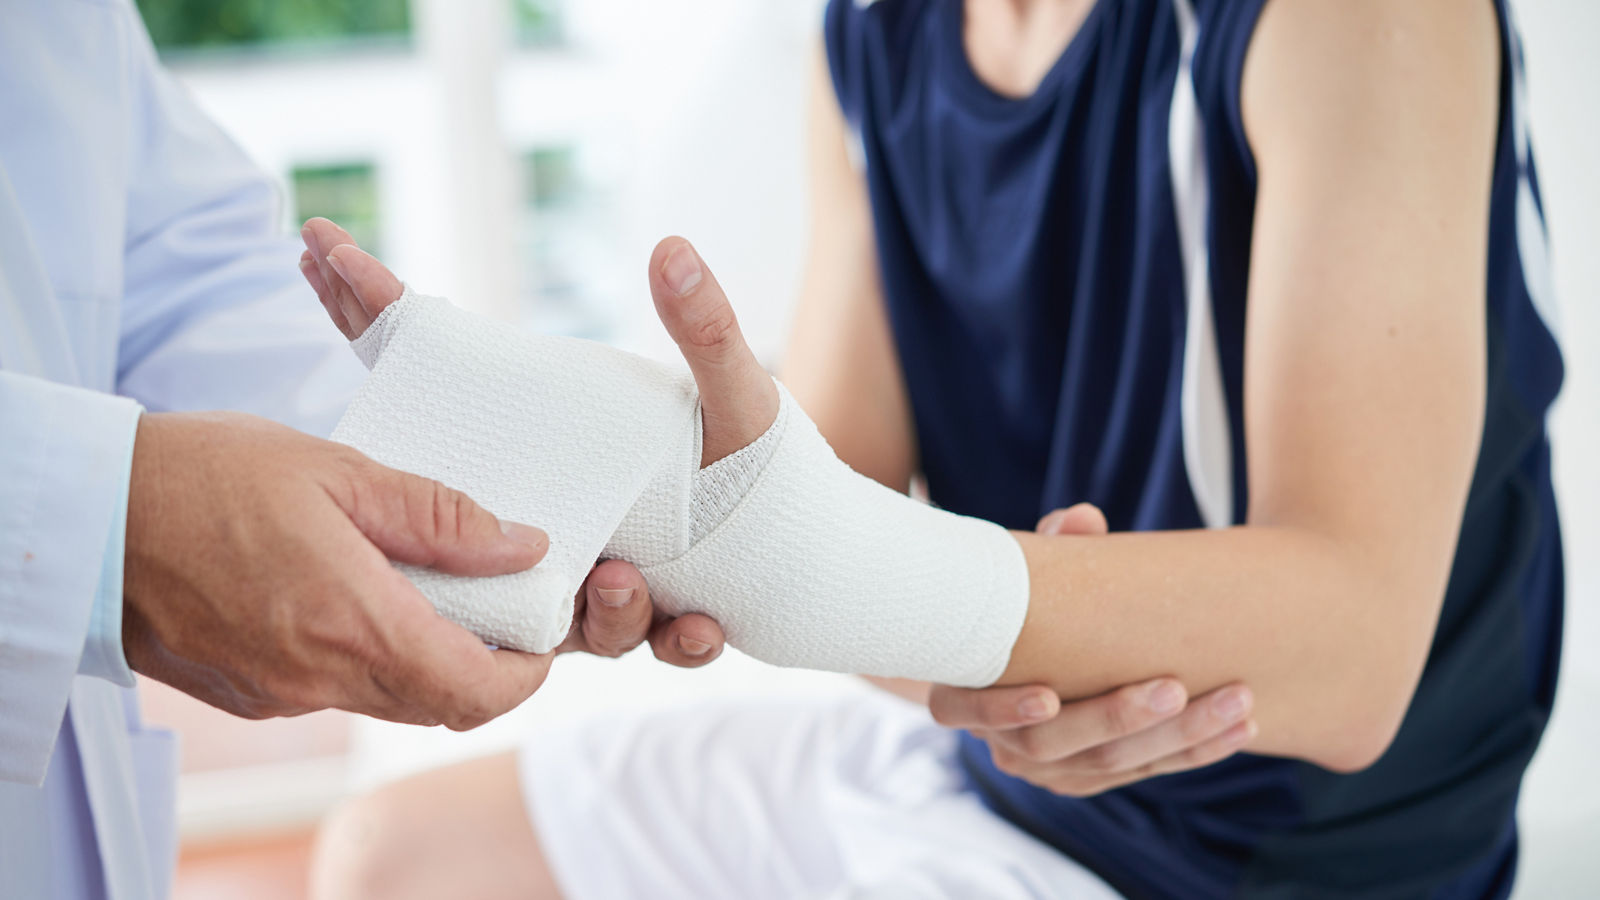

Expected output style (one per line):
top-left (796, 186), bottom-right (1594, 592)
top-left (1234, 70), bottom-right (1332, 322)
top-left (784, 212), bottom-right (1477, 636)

top-left (135, 0), bottom-right (410, 49)
top-left (293, 164), bottom-right (383, 256)
top-left (525, 147), bottom-right (579, 210)
top-left (514, 0), bottom-right (564, 46)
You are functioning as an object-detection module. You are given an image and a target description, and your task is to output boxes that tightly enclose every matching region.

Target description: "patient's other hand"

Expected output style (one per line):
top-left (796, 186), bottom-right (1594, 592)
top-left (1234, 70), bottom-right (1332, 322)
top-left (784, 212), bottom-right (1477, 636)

top-left (928, 504), bottom-right (1257, 797)
top-left (296, 217), bottom-right (727, 668)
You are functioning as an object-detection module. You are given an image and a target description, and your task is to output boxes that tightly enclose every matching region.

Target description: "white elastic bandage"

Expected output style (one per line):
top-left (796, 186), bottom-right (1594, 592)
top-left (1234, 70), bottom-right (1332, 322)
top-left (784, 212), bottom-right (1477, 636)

top-left (333, 290), bottom-right (1029, 687)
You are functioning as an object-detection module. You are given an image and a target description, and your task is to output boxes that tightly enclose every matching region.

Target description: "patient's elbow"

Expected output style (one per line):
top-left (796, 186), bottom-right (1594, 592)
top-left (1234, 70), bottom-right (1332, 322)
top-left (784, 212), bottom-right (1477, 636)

top-left (1313, 730), bottom-right (1395, 774)
top-left (1306, 686), bottom-right (1416, 774)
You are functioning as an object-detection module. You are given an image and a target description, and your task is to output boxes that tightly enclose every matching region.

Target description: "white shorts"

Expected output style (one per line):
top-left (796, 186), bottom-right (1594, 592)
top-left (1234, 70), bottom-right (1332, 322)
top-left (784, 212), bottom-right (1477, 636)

top-left (518, 690), bottom-right (1123, 900)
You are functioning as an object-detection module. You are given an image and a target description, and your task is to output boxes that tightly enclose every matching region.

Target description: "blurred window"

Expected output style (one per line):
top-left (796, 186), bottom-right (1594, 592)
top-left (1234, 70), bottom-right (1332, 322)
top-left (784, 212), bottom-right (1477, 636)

top-left (513, 0), bottom-right (565, 47)
top-left (292, 163), bottom-right (383, 257)
top-left (527, 146), bottom-right (580, 211)
top-left (135, 0), bottom-right (411, 54)
top-left (519, 145), bottom-right (620, 338)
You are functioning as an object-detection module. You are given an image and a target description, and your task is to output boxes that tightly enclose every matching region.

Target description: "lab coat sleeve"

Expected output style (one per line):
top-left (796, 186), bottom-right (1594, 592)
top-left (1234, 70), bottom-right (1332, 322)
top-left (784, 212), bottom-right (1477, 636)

top-left (0, 372), bottom-right (141, 786)
top-left (113, 9), bottom-right (363, 437)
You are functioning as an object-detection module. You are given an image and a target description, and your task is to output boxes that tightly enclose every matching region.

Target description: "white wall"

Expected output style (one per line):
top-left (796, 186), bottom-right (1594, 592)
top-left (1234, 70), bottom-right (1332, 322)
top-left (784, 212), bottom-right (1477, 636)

top-left (1503, 1), bottom-right (1600, 895)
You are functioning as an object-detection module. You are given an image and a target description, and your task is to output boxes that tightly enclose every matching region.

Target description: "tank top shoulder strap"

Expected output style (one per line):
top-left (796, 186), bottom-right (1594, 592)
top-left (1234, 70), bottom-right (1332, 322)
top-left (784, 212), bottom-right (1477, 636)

top-left (1185, 0), bottom-right (1270, 183)
top-left (824, 0), bottom-right (938, 130)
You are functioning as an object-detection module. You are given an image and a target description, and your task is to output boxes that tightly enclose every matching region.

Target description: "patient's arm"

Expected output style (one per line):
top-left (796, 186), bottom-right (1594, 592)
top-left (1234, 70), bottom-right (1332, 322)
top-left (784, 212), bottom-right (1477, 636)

top-left (790, 0), bottom-right (1497, 775)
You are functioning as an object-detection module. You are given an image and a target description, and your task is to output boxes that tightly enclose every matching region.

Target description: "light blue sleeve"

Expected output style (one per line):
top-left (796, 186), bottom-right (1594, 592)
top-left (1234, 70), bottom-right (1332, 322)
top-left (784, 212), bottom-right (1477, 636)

top-left (112, 4), bottom-right (363, 437)
top-left (0, 371), bottom-right (141, 786)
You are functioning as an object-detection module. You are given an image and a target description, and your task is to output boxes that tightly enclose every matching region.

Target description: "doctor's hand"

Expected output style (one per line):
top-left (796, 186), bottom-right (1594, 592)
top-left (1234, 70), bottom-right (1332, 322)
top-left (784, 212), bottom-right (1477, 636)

top-left (928, 504), bottom-right (1258, 797)
top-left (298, 217), bottom-right (729, 669)
top-left (123, 412), bottom-right (557, 730)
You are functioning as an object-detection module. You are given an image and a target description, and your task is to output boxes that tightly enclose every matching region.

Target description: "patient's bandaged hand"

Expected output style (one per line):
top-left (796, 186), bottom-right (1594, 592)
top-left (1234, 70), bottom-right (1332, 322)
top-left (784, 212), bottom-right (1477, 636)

top-left (333, 290), bottom-right (1028, 687)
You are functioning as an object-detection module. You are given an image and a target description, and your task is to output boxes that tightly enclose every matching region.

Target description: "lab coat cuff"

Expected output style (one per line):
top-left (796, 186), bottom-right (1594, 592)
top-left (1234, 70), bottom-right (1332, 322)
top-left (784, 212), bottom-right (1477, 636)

top-left (0, 373), bottom-right (142, 785)
top-left (77, 418), bottom-right (140, 688)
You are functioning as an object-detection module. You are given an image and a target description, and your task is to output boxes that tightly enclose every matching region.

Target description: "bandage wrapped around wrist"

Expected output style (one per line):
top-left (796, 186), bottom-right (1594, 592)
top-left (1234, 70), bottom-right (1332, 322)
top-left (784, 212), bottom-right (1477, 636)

top-left (333, 290), bottom-right (1028, 686)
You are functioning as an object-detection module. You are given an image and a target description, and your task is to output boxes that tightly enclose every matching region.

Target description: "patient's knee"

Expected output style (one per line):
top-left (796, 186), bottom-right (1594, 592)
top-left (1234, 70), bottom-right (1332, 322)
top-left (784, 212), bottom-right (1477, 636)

top-left (308, 753), bottom-right (557, 900)
top-left (310, 786), bottom-right (423, 900)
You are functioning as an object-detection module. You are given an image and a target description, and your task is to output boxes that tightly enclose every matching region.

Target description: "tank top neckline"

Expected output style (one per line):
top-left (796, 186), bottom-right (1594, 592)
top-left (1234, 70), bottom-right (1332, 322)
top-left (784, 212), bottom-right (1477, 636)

top-left (938, 0), bottom-right (1107, 116)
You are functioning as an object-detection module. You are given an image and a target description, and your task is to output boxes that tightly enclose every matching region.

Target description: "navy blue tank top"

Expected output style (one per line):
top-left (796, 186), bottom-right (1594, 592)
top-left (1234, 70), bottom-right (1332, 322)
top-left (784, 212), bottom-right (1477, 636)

top-left (824, 1), bottom-right (1565, 897)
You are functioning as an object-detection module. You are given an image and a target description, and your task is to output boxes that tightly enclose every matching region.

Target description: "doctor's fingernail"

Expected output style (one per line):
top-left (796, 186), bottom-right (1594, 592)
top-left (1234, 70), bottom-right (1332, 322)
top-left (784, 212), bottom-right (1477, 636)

top-left (595, 587), bottom-right (633, 608)
top-left (500, 520), bottom-right (547, 550)
top-left (661, 243), bottom-right (703, 296)
top-left (1147, 680), bottom-right (1185, 715)
top-left (677, 635), bottom-right (712, 657)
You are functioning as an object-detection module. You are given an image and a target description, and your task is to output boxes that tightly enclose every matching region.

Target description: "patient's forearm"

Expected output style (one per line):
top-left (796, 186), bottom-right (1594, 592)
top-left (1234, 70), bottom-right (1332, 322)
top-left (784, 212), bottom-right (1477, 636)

top-left (1002, 526), bottom-right (1448, 771)
top-left (860, 676), bottom-right (933, 706)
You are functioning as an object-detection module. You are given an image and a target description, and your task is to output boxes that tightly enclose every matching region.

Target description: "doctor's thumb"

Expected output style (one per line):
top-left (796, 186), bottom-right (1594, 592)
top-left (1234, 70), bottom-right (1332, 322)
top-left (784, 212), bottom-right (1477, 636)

top-left (341, 463), bottom-right (549, 578)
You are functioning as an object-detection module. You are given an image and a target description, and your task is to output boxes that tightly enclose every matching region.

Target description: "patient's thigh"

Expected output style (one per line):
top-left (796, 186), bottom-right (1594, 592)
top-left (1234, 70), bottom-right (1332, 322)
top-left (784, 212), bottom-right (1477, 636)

top-left (309, 751), bottom-right (559, 900)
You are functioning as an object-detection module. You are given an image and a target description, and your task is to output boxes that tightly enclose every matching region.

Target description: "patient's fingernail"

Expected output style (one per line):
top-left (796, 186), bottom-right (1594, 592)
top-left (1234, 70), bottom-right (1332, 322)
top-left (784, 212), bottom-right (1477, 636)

top-left (1214, 686), bottom-right (1251, 721)
top-left (1018, 695), bottom-right (1052, 722)
top-left (596, 587), bottom-right (633, 608)
top-left (677, 635), bottom-right (712, 657)
top-left (661, 243), bottom-right (703, 296)
top-left (326, 246), bottom-right (353, 281)
top-left (1147, 680), bottom-right (1185, 715)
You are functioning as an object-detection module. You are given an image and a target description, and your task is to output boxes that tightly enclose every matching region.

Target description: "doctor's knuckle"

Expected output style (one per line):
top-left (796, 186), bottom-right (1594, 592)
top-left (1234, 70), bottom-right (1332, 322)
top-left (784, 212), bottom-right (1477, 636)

top-left (427, 481), bottom-right (470, 542)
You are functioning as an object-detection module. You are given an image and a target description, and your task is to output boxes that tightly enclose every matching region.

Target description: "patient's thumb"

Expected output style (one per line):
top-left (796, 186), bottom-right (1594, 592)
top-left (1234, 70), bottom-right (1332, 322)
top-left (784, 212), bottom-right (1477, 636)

top-left (648, 237), bottom-right (779, 466)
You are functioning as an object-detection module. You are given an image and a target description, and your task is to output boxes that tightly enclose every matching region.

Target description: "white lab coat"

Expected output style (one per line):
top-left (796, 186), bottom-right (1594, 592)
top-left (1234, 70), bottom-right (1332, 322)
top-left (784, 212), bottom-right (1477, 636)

top-left (0, 1), bottom-right (365, 896)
